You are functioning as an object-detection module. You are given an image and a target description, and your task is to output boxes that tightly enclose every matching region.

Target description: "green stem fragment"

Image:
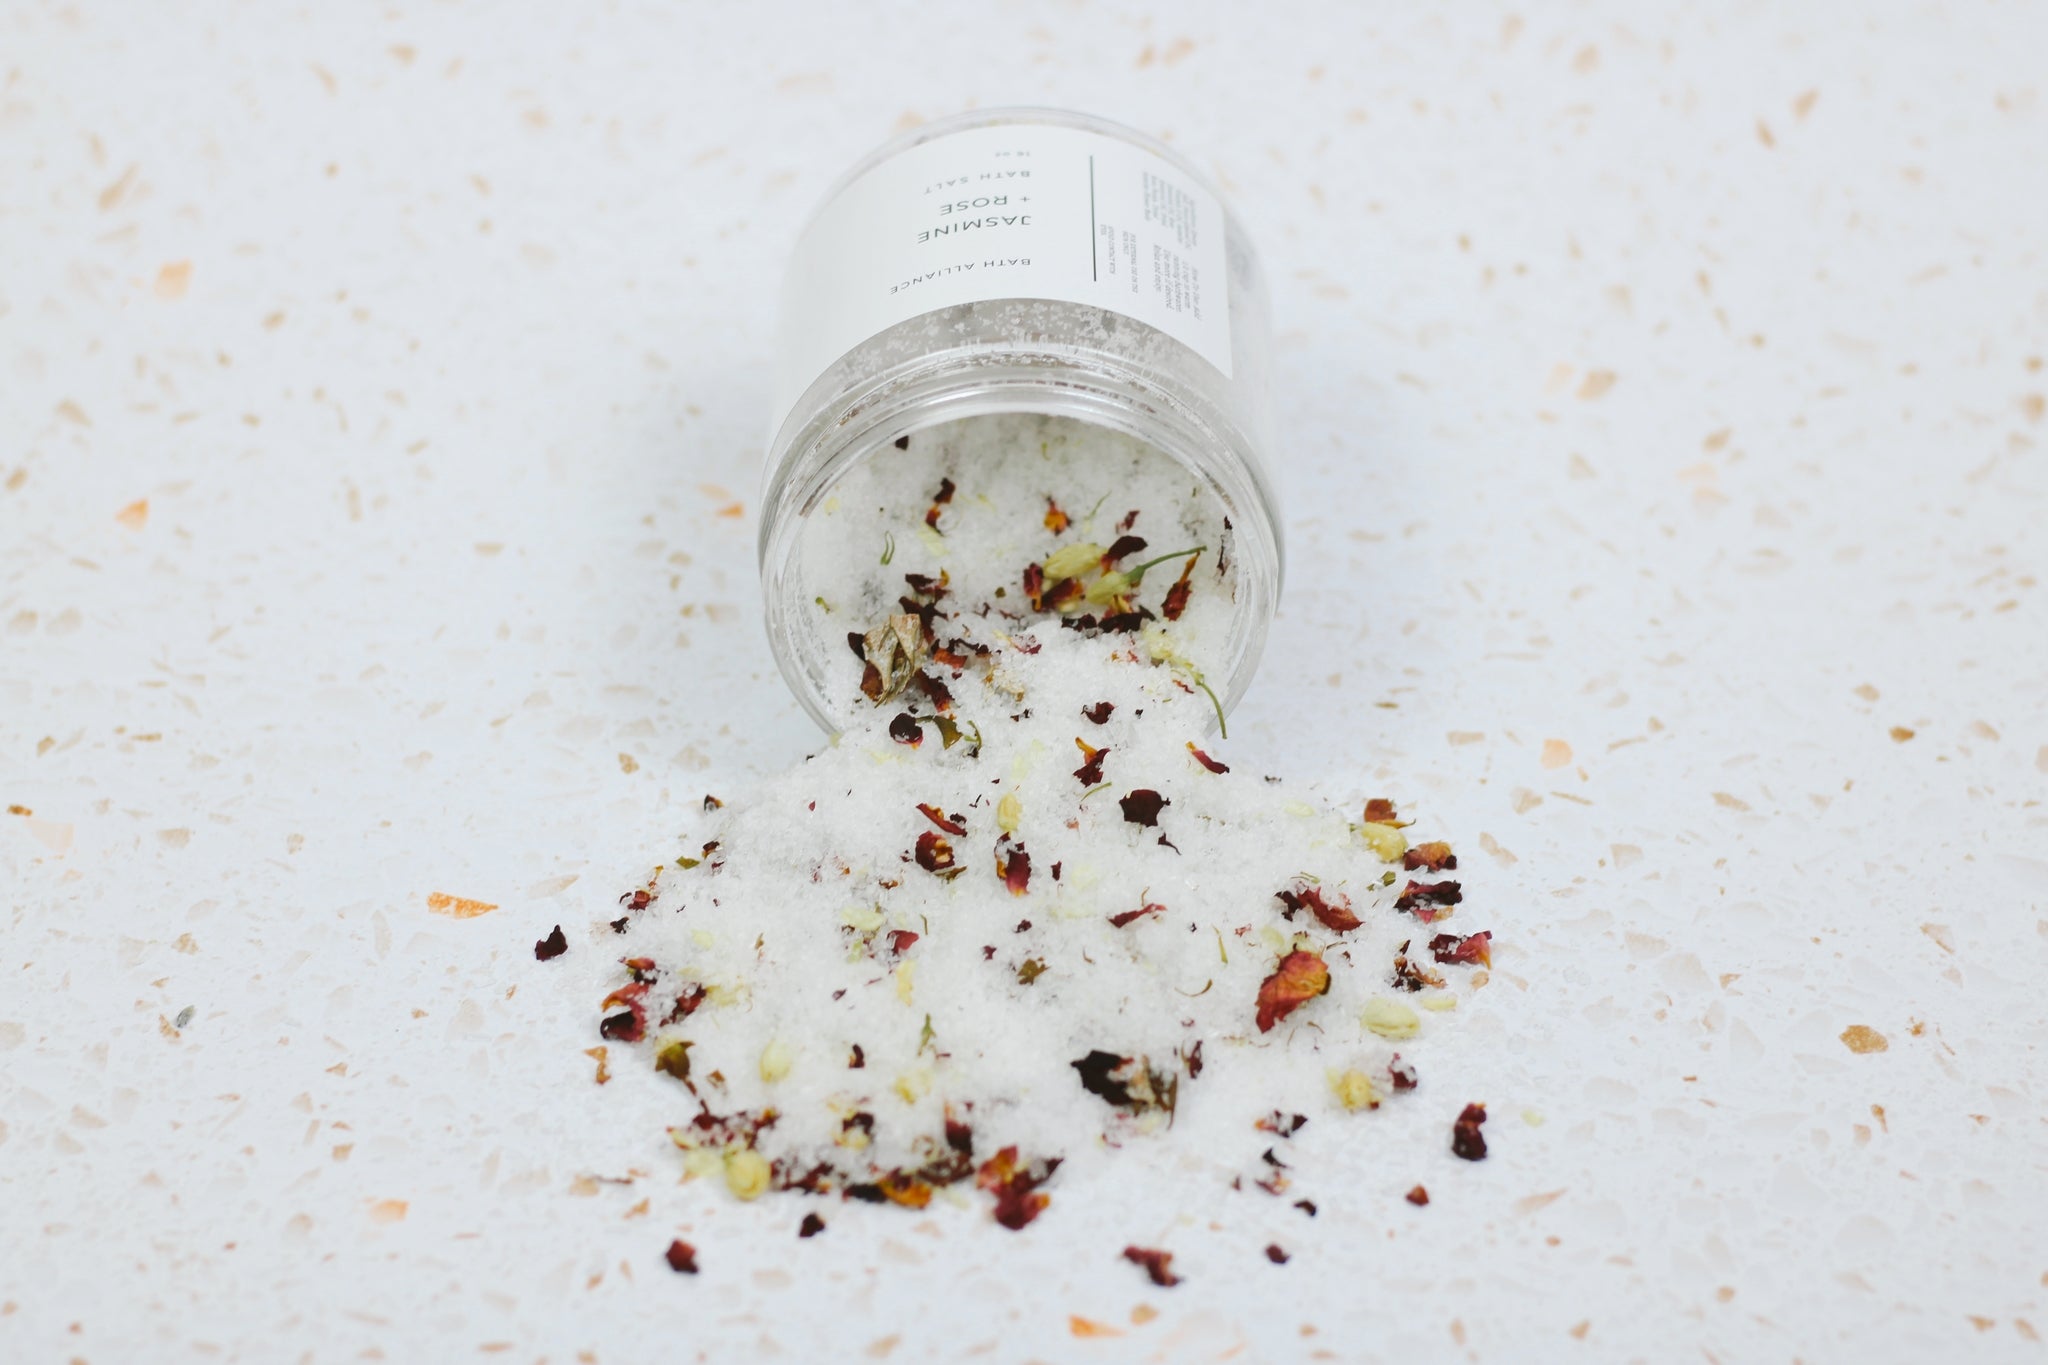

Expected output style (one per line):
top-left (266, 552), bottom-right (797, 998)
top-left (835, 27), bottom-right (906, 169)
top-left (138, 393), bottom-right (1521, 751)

top-left (1124, 546), bottom-right (1205, 586)
top-left (880, 531), bottom-right (895, 566)
top-left (1194, 675), bottom-right (1228, 739)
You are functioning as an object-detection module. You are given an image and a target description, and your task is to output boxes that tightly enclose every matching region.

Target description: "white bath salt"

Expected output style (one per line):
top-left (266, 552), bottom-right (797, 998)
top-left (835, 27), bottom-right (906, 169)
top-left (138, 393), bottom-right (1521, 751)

top-left (594, 618), bottom-right (1491, 1229)
top-left (795, 411), bottom-right (1242, 681)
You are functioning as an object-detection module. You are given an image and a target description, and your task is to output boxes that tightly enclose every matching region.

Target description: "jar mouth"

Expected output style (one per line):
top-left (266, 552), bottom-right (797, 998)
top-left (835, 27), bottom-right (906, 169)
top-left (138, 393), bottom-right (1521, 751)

top-left (761, 342), bottom-right (1285, 734)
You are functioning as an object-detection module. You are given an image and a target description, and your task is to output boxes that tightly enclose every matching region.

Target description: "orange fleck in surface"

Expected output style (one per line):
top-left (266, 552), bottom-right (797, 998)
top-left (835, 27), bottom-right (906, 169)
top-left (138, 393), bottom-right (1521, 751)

top-left (427, 891), bottom-right (498, 918)
top-left (154, 261), bottom-right (192, 300)
top-left (1540, 738), bottom-right (1573, 769)
top-left (114, 498), bottom-right (149, 529)
top-left (1840, 1025), bottom-right (1888, 1054)
top-left (367, 1198), bottom-right (408, 1223)
top-left (1069, 1316), bottom-right (1122, 1339)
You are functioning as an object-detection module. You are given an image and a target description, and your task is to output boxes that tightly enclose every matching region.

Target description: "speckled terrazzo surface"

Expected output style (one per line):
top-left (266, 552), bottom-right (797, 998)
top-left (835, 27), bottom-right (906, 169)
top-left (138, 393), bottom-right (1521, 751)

top-left (3, 4), bottom-right (2045, 1362)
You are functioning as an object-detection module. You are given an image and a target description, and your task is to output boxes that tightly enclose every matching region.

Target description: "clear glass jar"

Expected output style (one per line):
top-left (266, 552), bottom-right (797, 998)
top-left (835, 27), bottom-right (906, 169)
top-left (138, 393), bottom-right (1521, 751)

top-left (759, 107), bottom-right (1282, 732)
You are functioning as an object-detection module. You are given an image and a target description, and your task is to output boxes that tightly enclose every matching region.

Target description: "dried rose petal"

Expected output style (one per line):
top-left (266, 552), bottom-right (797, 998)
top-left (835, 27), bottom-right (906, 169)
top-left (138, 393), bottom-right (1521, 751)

top-left (1101, 534), bottom-right (1147, 567)
top-left (976, 1146), bottom-right (1059, 1231)
top-left (1405, 1185), bottom-right (1429, 1206)
top-left (1403, 841), bottom-right (1457, 872)
top-left (1044, 498), bottom-right (1070, 534)
top-left (1108, 901), bottom-right (1166, 929)
top-left (1254, 951), bottom-right (1330, 1032)
top-left (1185, 741), bottom-right (1228, 774)
top-left (914, 831), bottom-right (955, 874)
top-left (1072, 737), bottom-right (1109, 786)
top-left (1395, 879), bottom-right (1462, 922)
top-left (887, 929), bottom-right (921, 955)
top-left (1022, 563), bottom-right (1046, 611)
top-left (653, 1038), bottom-right (692, 1084)
top-left (1363, 798), bottom-right (1400, 825)
top-left (664, 1239), bottom-right (699, 1274)
top-left (1388, 1055), bottom-right (1418, 1091)
top-left (917, 803), bottom-right (967, 836)
top-left (1122, 1246), bottom-right (1182, 1288)
top-left (534, 925), bottom-right (568, 961)
top-left (1429, 930), bottom-right (1493, 969)
top-left (995, 836), bottom-right (1031, 896)
top-left (1265, 1244), bottom-right (1290, 1265)
top-left (1452, 1102), bottom-right (1488, 1161)
top-left (913, 672), bottom-right (954, 714)
top-left (1275, 882), bottom-right (1361, 933)
top-left (924, 476), bottom-right (955, 531)
top-left (1118, 789), bottom-right (1168, 827)
top-left (1161, 554), bottom-right (1198, 621)
top-left (1081, 701), bottom-right (1114, 725)
top-left (799, 1212), bottom-right (825, 1238)
top-left (889, 713), bottom-right (923, 746)
top-left (662, 983), bottom-right (707, 1025)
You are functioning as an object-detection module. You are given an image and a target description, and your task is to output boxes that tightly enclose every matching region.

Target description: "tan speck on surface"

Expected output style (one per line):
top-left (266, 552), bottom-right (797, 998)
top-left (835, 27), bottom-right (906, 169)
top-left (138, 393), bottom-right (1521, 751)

top-left (1575, 369), bottom-right (1615, 400)
top-left (426, 892), bottom-right (497, 918)
top-left (1539, 738), bottom-right (1573, 769)
top-left (1840, 1025), bottom-right (1889, 1054)
top-left (1889, 726), bottom-right (1915, 742)
top-left (114, 498), bottom-right (148, 529)
top-left (367, 1199), bottom-right (408, 1223)
top-left (154, 261), bottom-right (192, 300)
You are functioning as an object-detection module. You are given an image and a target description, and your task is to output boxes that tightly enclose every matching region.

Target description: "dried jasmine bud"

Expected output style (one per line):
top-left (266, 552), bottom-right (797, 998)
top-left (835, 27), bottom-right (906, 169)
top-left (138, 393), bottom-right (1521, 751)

top-left (860, 614), bottom-right (927, 704)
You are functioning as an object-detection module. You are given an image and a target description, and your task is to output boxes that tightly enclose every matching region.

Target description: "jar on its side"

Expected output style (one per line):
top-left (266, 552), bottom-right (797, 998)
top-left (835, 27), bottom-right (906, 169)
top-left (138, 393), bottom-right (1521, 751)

top-left (760, 107), bottom-right (1282, 733)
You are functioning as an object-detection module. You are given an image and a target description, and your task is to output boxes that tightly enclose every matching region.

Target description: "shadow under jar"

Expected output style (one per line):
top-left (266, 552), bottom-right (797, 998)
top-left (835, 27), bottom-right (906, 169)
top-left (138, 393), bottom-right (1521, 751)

top-left (759, 107), bottom-right (1282, 733)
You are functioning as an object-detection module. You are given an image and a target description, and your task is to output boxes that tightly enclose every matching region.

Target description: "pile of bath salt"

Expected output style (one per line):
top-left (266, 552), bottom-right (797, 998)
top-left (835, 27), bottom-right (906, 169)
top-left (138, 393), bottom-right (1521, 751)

top-left (588, 615), bottom-right (1491, 1231)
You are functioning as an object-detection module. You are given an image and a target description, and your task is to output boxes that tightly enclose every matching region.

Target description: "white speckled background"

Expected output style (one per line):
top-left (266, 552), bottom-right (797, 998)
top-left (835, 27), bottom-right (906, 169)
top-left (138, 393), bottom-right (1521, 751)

top-left (4, 3), bottom-right (2045, 1361)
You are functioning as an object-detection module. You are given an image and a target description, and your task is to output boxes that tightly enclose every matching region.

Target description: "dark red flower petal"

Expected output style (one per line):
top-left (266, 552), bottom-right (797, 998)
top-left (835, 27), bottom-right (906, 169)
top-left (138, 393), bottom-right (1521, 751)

top-left (1395, 879), bottom-right (1463, 922)
top-left (1185, 741), bottom-right (1228, 773)
top-left (887, 929), bottom-right (921, 955)
top-left (1428, 930), bottom-right (1492, 968)
top-left (889, 713), bottom-right (923, 746)
top-left (534, 925), bottom-right (568, 961)
top-left (1122, 1245), bottom-right (1182, 1287)
top-left (799, 1213), bottom-right (825, 1238)
top-left (1108, 901), bottom-right (1166, 929)
top-left (1274, 882), bottom-right (1360, 933)
top-left (1452, 1103), bottom-right (1488, 1161)
top-left (913, 831), bottom-right (955, 874)
top-left (1101, 534), bottom-right (1148, 567)
top-left (996, 836), bottom-right (1031, 896)
top-left (1406, 1185), bottom-right (1430, 1206)
top-left (917, 803), bottom-right (968, 836)
top-left (1363, 798), bottom-right (1399, 825)
top-left (1072, 737), bottom-right (1109, 786)
top-left (1162, 555), bottom-right (1198, 621)
top-left (975, 1146), bottom-right (1059, 1230)
top-left (1082, 701), bottom-right (1115, 725)
top-left (664, 1239), bottom-right (698, 1273)
top-left (1264, 1244), bottom-right (1290, 1265)
top-left (1118, 789), bottom-right (1168, 827)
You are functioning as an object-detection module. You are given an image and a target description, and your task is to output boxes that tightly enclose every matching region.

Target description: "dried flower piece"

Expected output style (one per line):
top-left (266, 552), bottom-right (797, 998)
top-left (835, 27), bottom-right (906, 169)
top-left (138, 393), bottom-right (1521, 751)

top-left (913, 831), bottom-right (956, 875)
top-left (1072, 1051), bottom-right (1177, 1116)
top-left (995, 835), bottom-right (1031, 895)
top-left (1072, 737), bottom-right (1109, 786)
top-left (654, 1039), bottom-right (693, 1085)
top-left (923, 476), bottom-right (956, 532)
top-left (1362, 798), bottom-right (1403, 825)
top-left (917, 803), bottom-right (967, 836)
top-left (799, 1212), bottom-right (825, 1238)
top-left (1428, 931), bottom-right (1493, 969)
top-left (1403, 841), bottom-right (1457, 872)
top-left (1395, 879), bottom-right (1462, 922)
top-left (1017, 957), bottom-right (1047, 985)
top-left (1255, 1111), bottom-right (1308, 1136)
top-left (1452, 1102), bottom-right (1488, 1160)
top-left (1362, 996), bottom-right (1422, 1039)
top-left (664, 1239), bottom-right (699, 1274)
top-left (976, 1146), bottom-right (1060, 1230)
top-left (1044, 498), bottom-right (1070, 534)
top-left (1406, 1185), bottom-right (1429, 1206)
top-left (534, 925), bottom-right (568, 961)
top-left (1119, 789), bottom-right (1168, 827)
top-left (860, 614), bottom-right (927, 704)
top-left (912, 671), bottom-right (954, 714)
top-left (662, 984), bottom-right (707, 1025)
top-left (1391, 940), bottom-right (1445, 992)
top-left (1255, 951), bottom-right (1330, 1032)
top-left (1330, 1069), bottom-right (1381, 1112)
top-left (1275, 881), bottom-right (1360, 933)
top-left (1265, 1244), bottom-right (1290, 1265)
top-left (889, 713), bottom-right (924, 747)
top-left (1388, 1055), bottom-right (1419, 1091)
top-left (886, 929), bottom-right (921, 956)
top-left (1161, 554), bottom-right (1199, 621)
top-left (1186, 741), bottom-right (1228, 773)
top-left (1081, 701), bottom-right (1114, 725)
top-left (1108, 901), bottom-right (1166, 929)
top-left (1122, 1246), bottom-right (1182, 1287)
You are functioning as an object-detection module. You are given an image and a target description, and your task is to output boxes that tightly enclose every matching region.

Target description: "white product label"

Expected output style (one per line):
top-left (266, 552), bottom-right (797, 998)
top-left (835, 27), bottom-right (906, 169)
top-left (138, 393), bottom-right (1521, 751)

top-left (773, 122), bottom-right (1233, 427)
